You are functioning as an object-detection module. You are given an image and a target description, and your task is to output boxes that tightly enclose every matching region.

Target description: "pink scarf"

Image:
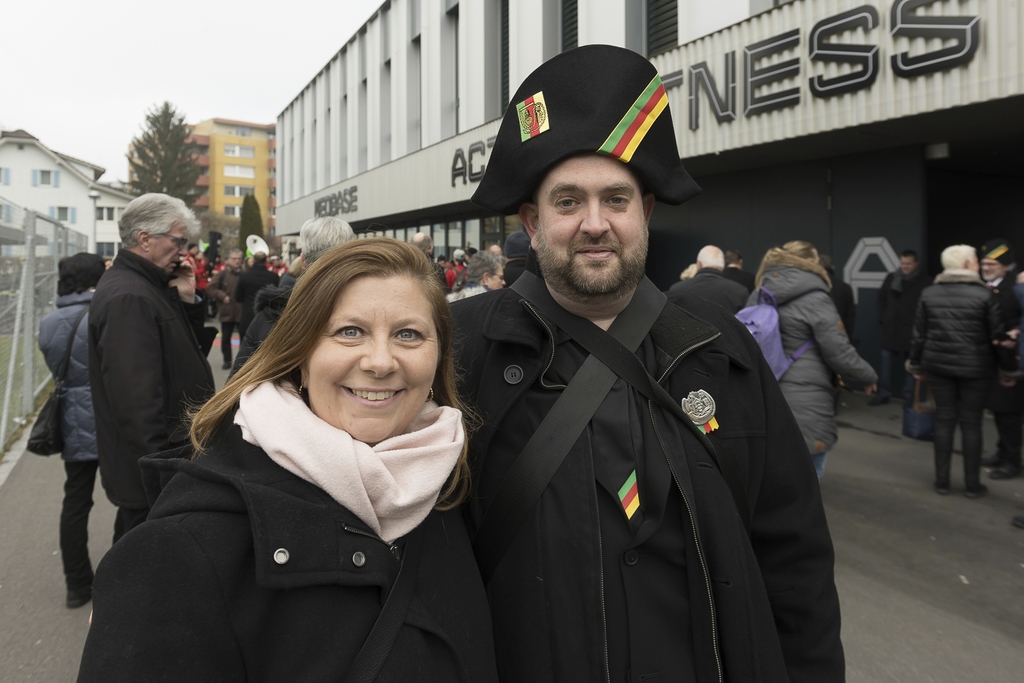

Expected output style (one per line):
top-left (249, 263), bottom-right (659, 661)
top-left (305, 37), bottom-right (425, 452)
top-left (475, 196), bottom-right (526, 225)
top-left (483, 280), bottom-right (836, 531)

top-left (234, 381), bottom-right (464, 543)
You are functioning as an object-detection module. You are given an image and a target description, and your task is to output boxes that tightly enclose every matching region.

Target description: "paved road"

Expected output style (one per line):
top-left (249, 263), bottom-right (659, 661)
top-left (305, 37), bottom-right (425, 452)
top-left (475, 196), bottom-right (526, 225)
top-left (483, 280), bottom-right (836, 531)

top-left (1, 363), bottom-right (1022, 680)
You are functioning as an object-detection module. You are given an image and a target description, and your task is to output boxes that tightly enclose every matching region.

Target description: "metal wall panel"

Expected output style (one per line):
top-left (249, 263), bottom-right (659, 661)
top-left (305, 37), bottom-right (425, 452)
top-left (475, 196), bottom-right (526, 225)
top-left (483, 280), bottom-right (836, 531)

top-left (653, 0), bottom-right (1024, 159)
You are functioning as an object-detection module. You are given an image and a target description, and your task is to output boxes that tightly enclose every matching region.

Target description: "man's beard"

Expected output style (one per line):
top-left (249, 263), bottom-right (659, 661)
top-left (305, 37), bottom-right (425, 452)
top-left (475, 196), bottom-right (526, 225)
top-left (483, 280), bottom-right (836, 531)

top-left (534, 227), bottom-right (648, 305)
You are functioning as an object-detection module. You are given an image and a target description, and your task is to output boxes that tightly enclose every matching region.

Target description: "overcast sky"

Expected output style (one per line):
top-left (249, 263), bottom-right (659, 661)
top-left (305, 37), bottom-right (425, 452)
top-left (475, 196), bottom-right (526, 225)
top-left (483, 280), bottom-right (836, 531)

top-left (1, 0), bottom-right (383, 184)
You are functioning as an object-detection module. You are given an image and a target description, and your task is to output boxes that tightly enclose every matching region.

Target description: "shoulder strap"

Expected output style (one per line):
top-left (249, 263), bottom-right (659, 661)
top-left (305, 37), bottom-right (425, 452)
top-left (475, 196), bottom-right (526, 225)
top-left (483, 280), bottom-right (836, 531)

top-left (56, 306), bottom-right (89, 384)
top-left (472, 273), bottom-right (663, 583)
top-left (514, 273), bottom-right (752, 537)
top-left (342, 528), bottom-right (424, 683)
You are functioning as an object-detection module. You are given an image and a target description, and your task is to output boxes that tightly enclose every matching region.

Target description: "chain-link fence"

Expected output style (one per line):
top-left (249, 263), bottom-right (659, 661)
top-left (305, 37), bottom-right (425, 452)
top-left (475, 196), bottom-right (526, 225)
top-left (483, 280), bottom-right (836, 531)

top-left (0, 195), bottom-right (89, 450)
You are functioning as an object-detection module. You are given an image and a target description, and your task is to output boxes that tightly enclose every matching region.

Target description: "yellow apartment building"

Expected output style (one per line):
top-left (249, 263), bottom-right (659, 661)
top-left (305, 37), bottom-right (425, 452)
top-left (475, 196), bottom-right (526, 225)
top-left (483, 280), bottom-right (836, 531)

top-left (187, 118), bottom-right (276, 234)
top-left (130, 118), bottom-right (277, 235)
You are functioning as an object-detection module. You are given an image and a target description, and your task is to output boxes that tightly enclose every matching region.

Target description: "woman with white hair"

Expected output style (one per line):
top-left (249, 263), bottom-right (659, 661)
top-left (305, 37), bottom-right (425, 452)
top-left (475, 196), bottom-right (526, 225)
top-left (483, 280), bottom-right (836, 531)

top-left (908, 244), bottom-right (1019, 498)
top-left (446, 251), bottom-right (505, 302)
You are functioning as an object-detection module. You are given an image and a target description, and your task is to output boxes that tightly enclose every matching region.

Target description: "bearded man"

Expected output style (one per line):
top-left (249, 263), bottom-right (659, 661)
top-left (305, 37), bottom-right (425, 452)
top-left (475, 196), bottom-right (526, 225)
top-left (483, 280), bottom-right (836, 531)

top-left (451, 45), bottom-right (843, 683)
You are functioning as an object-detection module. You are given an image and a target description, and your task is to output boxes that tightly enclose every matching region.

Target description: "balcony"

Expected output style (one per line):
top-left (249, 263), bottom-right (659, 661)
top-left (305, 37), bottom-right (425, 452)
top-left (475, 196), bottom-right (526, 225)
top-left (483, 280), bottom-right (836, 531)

top-left (196, 175), bottom-right (210, 187)
top-left (193, 195), bottom-right (210, 208)
top-left (186, 134), bottom-right (210, 146)
top-left (194, 154), bottom-right (209, 167)
top-left (268, 139), bottom-right (276, 150)
top-left (267, 158), bottom-right (276, 169)
top-left (268, 197), bottom-right (277, 209)
top-left (267, 177), bottom-right (276, 189)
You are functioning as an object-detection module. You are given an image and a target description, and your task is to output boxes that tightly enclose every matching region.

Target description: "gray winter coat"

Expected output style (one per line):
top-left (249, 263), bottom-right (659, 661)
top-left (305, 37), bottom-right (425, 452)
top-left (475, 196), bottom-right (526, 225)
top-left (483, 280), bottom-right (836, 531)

top-left (38, 291), bottom-right (97, 463)
top-left (751, 254), bottom-right (878, 454)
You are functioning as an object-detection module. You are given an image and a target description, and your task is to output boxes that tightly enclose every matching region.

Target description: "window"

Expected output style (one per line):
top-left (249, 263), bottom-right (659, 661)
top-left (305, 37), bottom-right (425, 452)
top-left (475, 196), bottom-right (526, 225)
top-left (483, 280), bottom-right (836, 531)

top-left (1, 167), bottom-right (9, 185)
top-left (224, 206), bottom-right (240, 217)
top-left (235, 126), bottom-right (251, 137)
top-left (96, 243), bottom-right (118, 257)
top-left (647, 0), bottom-right (678, 57)
top-left (106, 207), bottom-right (115, 220)
top-left (96, 207), bottom-right (104, 221)
top-left (224, 185), bottom-right (255, 197)
top-left (40, 170), bottom-right (52, 185)
top-left (225, 144), bottom-right (255, 158)
top-left (224, 165), bottom-right (256, 178)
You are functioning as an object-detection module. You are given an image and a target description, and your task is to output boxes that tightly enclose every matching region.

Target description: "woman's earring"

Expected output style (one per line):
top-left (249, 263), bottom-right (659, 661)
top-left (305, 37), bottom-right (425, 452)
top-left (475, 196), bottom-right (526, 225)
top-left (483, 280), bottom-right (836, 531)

top-left (428, 388), bottom-right (434, 402)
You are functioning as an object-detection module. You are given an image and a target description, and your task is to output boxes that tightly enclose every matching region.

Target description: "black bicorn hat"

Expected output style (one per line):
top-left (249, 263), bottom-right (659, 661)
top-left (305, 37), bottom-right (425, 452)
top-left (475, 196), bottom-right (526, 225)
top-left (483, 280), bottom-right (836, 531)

top-left (471, 44), bottom-right (701, 215)
top-left (979, 238), bottom-right (1015, 266)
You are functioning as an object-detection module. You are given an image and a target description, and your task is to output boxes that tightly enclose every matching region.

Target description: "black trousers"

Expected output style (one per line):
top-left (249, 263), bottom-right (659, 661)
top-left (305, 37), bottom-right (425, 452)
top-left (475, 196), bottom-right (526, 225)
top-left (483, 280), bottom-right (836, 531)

top-left (993, 411), bottom-right (1023, 470)
top-left (61, 461), bottom-right (98, 591)
top-left (221, 320), bottom-right (238, 363)
top-left (928, 374), bottom-right (991, 490)
top-left (113, 506), bottom-right (149, 544)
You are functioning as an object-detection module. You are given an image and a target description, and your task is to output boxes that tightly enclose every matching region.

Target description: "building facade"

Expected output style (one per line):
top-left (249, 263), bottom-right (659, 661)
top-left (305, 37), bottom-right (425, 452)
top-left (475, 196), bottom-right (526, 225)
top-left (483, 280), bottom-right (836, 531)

top-left (0, 129), bottom-right (134, 255)
top-left (276, 0), bottom-right (1023, 370)
top-left (185, 119), bottom-right (277, 234)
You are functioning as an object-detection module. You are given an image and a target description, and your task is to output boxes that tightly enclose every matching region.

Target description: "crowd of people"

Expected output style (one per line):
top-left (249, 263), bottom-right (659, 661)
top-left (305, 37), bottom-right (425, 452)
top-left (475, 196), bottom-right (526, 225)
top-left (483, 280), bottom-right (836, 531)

top-left (29, 43), bottom-right (1023, 682)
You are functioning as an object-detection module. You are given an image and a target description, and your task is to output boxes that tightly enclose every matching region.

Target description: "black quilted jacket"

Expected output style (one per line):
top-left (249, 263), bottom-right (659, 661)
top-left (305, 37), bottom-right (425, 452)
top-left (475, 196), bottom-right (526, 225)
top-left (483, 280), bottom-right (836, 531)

top-left (908, 270), bottom-right (1015, 379)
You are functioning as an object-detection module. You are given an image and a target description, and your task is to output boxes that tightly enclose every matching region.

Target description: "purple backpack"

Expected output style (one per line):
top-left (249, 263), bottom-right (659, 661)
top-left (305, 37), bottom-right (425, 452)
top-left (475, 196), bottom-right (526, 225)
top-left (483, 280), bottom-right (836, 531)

top-left (735, 287), bottom-right (815, 380)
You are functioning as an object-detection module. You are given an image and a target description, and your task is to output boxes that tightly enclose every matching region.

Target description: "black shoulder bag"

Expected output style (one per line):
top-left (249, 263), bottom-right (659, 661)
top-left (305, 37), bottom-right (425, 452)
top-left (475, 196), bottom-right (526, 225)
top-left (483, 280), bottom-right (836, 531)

top-left (28, 306), bottom-right (89, 456)
top-left (473, 273), bottom-right (751, 583)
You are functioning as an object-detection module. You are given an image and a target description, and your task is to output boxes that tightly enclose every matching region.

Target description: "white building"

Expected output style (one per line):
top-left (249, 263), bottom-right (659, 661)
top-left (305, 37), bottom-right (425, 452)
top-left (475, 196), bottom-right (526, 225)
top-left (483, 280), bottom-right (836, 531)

top-left (276, 0), bottom-right (1024, 368)
top-left (0, 129), bottom-right (135, 255)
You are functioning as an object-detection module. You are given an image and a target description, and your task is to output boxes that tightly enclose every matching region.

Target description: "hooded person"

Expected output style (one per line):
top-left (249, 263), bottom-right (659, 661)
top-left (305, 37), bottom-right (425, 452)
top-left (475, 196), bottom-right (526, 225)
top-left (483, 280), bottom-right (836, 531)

top-left (451, 44), bottom-right (845, 683)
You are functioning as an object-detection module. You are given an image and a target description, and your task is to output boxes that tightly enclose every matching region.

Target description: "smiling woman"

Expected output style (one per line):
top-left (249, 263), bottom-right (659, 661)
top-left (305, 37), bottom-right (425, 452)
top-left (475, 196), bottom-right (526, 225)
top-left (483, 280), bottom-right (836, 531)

top-left (77, 238), bottom-right (498, 682)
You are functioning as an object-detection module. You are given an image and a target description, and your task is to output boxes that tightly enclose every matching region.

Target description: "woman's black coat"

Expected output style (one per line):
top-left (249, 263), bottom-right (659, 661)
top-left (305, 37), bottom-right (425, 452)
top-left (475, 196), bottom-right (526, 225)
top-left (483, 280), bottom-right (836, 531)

top-left (909, 270), bottom-right (1015, 380)
top-left (77, 426), bottom-right (499, 683)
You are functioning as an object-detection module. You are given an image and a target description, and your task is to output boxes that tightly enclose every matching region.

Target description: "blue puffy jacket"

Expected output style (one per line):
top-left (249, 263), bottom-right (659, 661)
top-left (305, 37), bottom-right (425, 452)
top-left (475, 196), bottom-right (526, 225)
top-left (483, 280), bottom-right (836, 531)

top-left (38, 291), bottom-right (97, 462)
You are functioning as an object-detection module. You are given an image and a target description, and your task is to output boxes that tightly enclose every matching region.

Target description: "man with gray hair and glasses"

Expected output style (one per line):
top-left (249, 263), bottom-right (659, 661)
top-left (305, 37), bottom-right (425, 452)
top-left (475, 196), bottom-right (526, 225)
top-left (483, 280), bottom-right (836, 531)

top-left (89, 193), bottom-right (215, 540)
top-left (230, 215), bottom-right (355, 375)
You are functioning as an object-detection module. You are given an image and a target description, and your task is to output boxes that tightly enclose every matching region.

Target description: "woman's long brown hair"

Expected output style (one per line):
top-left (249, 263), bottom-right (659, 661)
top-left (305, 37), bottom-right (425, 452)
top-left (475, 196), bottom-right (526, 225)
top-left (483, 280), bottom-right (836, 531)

top-left (189, 237), bottom-right (472, 509)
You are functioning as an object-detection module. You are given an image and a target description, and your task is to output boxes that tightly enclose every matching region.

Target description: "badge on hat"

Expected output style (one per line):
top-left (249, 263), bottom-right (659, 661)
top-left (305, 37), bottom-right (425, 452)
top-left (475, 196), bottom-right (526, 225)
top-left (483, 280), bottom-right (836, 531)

top-left (516, 92), bottom-right (550, 142)
top-left (682, 389), bottom-right (720, 434)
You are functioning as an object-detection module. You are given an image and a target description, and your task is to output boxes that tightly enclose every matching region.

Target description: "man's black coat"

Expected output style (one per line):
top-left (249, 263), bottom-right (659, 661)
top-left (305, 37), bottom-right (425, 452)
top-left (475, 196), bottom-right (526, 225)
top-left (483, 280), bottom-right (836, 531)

top-left (77, 426), bottom-right (500, 683)
top-left (88, 250), bottom-right (214, 509)
top-left (876, 268), bottom-right (927, 352)
top-left (666, 268), bottom-right (749, 313)
top-left (451, 282), bottom-right (844, 683)
top-left (722, 265), bottom-right (755, 293)
top-left (235, 265), bottom-right (280, 335)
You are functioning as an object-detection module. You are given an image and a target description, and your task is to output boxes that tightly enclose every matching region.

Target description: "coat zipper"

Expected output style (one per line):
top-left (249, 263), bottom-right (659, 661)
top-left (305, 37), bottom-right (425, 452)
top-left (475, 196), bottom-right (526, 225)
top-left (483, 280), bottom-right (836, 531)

top-left (342, 522), bottom-right (401, 559)
top-left (594, 494), bottom-right (612, 683)
top-left (522, 301), bottom-right (567, 389)
top-left (652, 333), bottom-right (724, 683)
top-left (649, 403), bottom-right (723, 683)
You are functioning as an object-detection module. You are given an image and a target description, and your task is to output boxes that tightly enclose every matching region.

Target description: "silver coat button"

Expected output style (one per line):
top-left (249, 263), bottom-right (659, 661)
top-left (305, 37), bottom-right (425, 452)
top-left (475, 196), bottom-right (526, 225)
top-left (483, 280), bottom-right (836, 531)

top-left (273, 548), bottom-right (290, 565)
top-left (352, 551), bottom-right (367, 567)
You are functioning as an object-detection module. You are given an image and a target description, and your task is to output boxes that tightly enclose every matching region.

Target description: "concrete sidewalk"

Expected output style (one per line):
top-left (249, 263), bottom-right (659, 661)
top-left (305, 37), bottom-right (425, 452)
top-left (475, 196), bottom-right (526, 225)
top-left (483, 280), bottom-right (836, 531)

top-left (0, 372), bottom-right (1021, 681)
top-left (0, 341), bottom-right (233, 682)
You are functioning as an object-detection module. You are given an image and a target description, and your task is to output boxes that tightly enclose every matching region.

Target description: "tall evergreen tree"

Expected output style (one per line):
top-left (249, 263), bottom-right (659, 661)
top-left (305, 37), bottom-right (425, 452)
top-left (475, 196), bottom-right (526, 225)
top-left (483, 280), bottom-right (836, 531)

top-left (128, 102), bottom-right (201, 205)
top-left (239, 195), bottom-right (264, 253)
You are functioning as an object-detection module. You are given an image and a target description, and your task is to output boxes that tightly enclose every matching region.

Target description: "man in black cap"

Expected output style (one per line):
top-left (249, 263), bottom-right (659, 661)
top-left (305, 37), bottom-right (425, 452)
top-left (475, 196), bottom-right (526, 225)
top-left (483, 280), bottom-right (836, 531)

top-left (979, 238), bottom-right (1023, 479)
top-left (452, 45), bottom-right (842, 683)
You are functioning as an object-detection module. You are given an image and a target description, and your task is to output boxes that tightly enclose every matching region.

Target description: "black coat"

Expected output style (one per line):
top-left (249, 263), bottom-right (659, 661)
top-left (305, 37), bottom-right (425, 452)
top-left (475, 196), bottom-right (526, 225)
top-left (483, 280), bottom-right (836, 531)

top-left (666, 268), bottom-right (749, 313)
top-left (721, 266), bottom-right (755, 293)
top-left (908, 270), bottom-right (1015, 380)
top-left (876, 269), bottom-right (928, 352)
top-left (986, 265), bottom-right (1024, 411)
top-left (830, 276), bottom-right (857, 341)
top-left (77, 426), bottom-right (499, 683)
top-left (451, 282), bottom-right (843, 683)
top-left (230, 283), bottom-right (293, 378)
top-left (88, 250), bottom-right (214, 508)
top-left (235, 266), bottom-right (280, 333)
